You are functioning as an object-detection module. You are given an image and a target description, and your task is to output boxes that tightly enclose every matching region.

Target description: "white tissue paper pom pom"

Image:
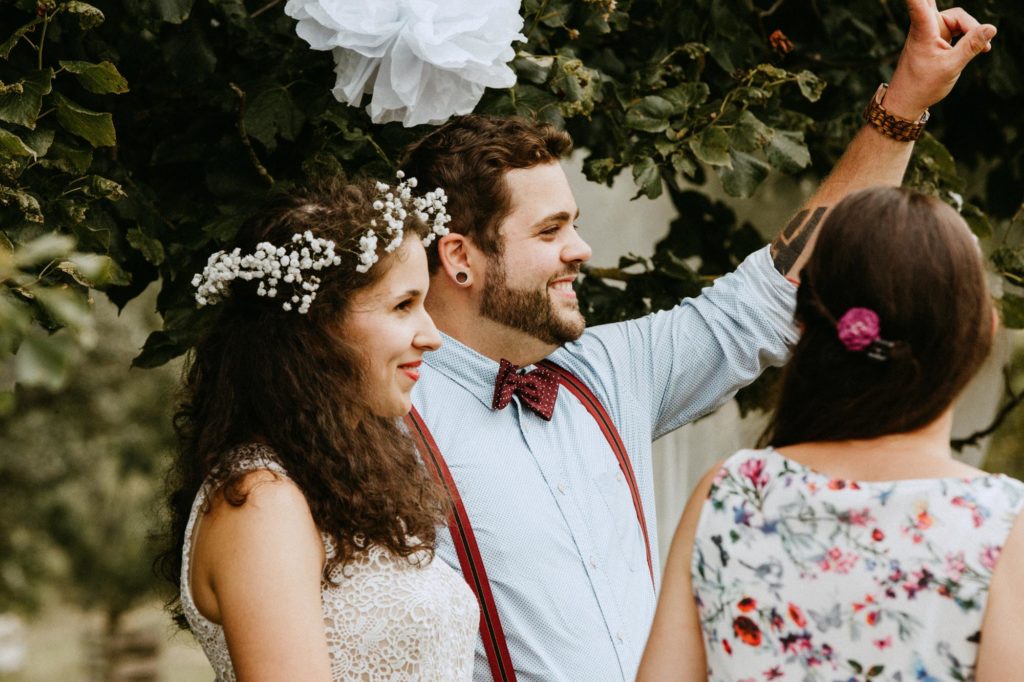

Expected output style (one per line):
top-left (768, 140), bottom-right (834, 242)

top-left (284, 0), bottom-right (526, 127)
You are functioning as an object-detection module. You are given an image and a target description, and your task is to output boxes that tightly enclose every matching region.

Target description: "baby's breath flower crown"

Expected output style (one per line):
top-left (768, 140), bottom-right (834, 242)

top-left (191, 172), bottom-right (451, 314)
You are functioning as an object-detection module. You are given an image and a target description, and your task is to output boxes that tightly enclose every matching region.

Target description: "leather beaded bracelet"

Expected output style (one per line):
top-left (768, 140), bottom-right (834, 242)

top-left (863, 83), bottom-right (929, 142)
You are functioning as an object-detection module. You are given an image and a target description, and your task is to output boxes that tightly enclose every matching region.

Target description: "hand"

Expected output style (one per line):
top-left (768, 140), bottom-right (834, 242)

top-left (883, 0), bottom-right (996, 120)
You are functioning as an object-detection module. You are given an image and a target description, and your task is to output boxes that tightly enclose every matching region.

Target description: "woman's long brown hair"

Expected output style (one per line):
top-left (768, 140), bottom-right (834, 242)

top-left (156, 176), bottom-right (447, 627)
top-left (762, 186), bottom-right (993, 448)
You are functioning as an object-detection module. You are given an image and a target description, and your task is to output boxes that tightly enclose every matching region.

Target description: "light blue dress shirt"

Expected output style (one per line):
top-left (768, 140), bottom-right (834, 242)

top-left (411, 246), bottom-right (799, 681)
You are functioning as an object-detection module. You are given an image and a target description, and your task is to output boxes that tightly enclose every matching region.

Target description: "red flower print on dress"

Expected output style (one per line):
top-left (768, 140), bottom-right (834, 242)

top-left (788, 603), bottom-right (807, 628)
top-left (871, 528), bottom-right (885, 542)
top-left (733, 616), bottom-right (763, 646)
top-left (738, 597), bottom-right (757, 612)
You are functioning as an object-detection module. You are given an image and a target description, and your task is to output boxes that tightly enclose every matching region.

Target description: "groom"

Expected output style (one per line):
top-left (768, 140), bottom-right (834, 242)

top-left (401, 2), bottom-right (996, 679)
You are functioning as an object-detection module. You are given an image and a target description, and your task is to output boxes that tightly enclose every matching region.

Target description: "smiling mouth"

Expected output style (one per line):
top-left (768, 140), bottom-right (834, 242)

top-left (398, 360), bottom-right (421, 382)
top-left (549, 278), bottom-right (577, 298)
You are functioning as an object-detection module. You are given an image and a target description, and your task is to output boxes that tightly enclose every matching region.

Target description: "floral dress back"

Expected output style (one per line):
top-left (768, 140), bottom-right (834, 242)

top-left (692, 448), bottom-right (1024, 681)
top-left (180, 445), bottom-right (479, 681)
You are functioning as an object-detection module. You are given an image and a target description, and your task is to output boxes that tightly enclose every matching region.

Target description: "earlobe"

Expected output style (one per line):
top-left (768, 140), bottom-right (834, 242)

top-left (438, 233), bottom-right (474, 288)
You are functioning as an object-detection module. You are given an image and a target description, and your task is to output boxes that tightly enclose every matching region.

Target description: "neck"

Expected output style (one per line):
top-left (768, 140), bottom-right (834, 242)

top-left (777, 409), bottom-right (980, 481)
top-left (426, 278), bottom-right (558, 366)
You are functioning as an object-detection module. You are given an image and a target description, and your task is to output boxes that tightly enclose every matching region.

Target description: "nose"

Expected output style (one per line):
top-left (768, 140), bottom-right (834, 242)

top-left (563, 227), bottom-right (592, 264)
top-left (414, 309), bottom-right (442, 352)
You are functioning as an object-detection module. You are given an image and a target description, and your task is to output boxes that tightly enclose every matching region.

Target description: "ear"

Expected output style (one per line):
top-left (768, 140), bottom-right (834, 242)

top-left (437, 232), bottom-right (475, 286)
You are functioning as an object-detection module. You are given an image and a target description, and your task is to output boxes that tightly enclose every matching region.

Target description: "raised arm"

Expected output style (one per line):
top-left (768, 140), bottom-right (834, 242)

top-left (772, 0), bottom-right (997, 278)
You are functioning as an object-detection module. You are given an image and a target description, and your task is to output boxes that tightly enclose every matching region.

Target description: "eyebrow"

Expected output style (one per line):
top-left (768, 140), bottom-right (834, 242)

top-left (531, 209), bottom-right (580, 230)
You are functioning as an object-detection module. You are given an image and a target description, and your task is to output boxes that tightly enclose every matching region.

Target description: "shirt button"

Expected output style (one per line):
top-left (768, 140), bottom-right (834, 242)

top-left (616, 631), bottom-right (624, 643)
top-left (615, 472), bottom-right (624, 483)
top-left (589, 556), bottom-right (598, 569)
top-left (557, 482), bottom-right (567, 494)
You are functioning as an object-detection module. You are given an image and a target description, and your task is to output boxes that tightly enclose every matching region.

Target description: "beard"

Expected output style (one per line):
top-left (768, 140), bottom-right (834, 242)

top-left (479, 256), bottom-right (586, 345)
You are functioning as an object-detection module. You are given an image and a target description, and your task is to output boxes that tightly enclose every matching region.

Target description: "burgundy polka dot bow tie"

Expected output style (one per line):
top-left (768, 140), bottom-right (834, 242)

top-left (491, 359), bottom-right (559, 421)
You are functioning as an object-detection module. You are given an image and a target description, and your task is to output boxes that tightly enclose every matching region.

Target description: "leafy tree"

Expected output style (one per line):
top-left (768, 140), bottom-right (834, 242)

top-left (0, 2), bottom-right (1021, 412)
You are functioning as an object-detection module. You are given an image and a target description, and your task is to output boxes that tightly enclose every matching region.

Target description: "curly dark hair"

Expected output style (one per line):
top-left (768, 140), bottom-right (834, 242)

top-left (156, 175), bottom-right (448, 627)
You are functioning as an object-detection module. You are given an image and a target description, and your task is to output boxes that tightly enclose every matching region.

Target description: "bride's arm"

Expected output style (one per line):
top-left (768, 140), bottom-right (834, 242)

top-left (193, 470), bottom-right (332, 682)
top-left (636, 464), bottom-right (721, 681)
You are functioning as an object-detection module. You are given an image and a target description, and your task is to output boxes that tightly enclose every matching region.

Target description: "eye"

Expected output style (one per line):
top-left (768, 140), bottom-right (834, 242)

top-left (394, 298), bottom-right (414, 312)
top-left (540, 225), bottom-right (560, 237)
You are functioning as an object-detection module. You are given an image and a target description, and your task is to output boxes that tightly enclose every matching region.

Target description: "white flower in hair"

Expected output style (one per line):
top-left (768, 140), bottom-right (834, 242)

top-left (192, 232), bottom-right (342, 314)
top-left (354, 171), bottom-right (452, 273)
top-left (283, 0), bottom-right (526, 127)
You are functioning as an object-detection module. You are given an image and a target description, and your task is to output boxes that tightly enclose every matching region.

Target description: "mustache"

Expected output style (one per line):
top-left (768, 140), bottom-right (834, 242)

top-left (548, 264), bottom-right (582, 283)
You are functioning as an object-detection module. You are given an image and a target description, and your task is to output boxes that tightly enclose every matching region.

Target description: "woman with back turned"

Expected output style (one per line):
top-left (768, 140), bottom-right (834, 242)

top-left (639, 186), bottom-right (1024, 681)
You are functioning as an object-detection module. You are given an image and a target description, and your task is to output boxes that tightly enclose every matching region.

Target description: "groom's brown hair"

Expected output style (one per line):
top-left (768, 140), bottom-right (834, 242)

top-left (400, 114), bottom-right (572, 271)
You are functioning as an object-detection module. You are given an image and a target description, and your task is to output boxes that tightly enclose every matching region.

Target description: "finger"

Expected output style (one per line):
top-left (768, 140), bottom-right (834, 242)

top-left (939, 7), bottom-right (982, 42)
top-left (952, 23), bottom-right (998, 68)
top-left (906, 0), bottom-right (940, 39)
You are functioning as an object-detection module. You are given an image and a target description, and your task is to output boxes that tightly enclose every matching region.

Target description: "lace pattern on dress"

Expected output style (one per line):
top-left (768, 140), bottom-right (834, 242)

top-left (180, 443), bottom-right (478, 681)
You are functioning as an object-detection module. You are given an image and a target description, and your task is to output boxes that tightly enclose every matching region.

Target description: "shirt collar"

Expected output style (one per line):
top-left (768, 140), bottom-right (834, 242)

top-left (423, 332), bottom-right (504, 410)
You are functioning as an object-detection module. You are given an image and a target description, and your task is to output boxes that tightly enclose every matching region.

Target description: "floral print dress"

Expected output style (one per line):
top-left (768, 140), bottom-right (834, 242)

top-left (692, 448), bottom-right (1024, 681)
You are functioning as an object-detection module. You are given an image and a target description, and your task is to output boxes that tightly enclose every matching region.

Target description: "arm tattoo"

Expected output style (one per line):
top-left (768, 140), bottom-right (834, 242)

top-left (770, 206), bottom-right (827, 276)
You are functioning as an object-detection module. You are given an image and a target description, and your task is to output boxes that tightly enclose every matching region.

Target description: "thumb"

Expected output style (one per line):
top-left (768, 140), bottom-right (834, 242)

top-left (953, 24), bottom-right (997, 68)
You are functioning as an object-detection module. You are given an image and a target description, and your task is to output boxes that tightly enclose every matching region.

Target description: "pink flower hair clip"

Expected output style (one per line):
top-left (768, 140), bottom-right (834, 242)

top-left (836, 307), bottom-right (895, 361)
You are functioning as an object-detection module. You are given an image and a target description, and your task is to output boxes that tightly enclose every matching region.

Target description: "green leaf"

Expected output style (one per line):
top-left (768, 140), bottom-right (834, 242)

top-left (13, 233), bottom-right (75, 267)
top-left (1001, 293), bottom-right (1024, 329)
top-left (39, 139), bottom-right (92, 173)
top-left (63, 1), bottom-right (105, 29)
top-left (148, 0), bottom-right (195, 23)
top-left (690, 126), bottom-right (732, 167)
top-left (0, 185), bottom-right (44, 223)
top-left (14, 330), bottom-right (76, 391)
top-left (62, 253), bottom-right (130, 287)
top-left (659, 83), bottom-right (710, 113)
top-left (625, 96), bottom-right (674, 133)
top-left (514, 54), bottom-right (554, 85)
top-left (0, 128), bottom-right (36, 158)
top-left (34, 287), bottom-right (94, 333)
top-left (961, 202), bottom-right (992, 239)
top-left (632, 157), bottom-right (662, 199)
top-left (0, 69), bottom-right (54, 130)
top-left (53, 92), bottom-right (116, 148)
top-left (728, 111), bottom-right (771, 153)
top-left (866, 665), bottom-right (885, 678)
top-left (126, 228), bottom-right (166, 265)
top-left (243, 88), bottom-right (304, 151)
top-left (766, 130), bottom-right (810, 173)
top-left (796, 70), bottom-right (826, 102)
top-left (82, 175), bottom-right (126, 201)
top-left (132, 330), bottom-right (188, 368)
top-left (0, 17), bottom-right (43, 60)
top-left (22, 127), bottom-right (55, 157)
top-left (717, 150), bottom-right (770, 197)
top-left (58, 61), bottom-right (129, 95)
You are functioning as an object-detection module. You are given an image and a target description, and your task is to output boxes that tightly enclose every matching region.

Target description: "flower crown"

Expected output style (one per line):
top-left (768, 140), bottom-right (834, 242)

top-left (191, 173), bottom-right (451, 314)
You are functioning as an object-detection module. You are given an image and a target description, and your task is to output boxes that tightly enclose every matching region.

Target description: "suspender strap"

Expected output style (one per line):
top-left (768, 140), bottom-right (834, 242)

top-left (538, 360), bottom-right (656, 588)
top-left (404, 408), bottom-right (517, 682)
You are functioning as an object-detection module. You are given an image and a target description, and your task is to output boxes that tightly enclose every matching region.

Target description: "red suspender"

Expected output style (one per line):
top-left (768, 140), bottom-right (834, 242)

top-left (405, 362), bottom-right (654, 680)
top-left (538, 361), bottom-right (656, 588)
top-left (405, 408), bottom-right (517, 682)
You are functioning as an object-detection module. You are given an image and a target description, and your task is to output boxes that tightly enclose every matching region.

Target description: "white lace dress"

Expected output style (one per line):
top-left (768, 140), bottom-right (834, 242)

top-left (180, 447), bottom-right (478, 681)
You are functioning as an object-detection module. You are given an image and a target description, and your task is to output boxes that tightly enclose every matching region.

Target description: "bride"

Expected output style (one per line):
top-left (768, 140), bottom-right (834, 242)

top-left (157, 174), bottom-right (477, 680)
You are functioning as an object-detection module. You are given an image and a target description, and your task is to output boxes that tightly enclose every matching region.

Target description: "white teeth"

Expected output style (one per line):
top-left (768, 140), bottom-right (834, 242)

top-left (551, 281), bottom-right (573, 292)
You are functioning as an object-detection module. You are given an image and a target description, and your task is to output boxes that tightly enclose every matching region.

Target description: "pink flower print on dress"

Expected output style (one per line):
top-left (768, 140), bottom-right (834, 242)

top-left (739, 457), bottom-right (769, 490)
top-left (836, 307), bottom-right (881, 351)
top-left (980, 545), bottom-right (1001, 571)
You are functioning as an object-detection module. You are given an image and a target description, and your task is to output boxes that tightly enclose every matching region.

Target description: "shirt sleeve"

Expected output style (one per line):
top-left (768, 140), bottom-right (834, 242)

top-left (569, 245), bottom-right (799, 440)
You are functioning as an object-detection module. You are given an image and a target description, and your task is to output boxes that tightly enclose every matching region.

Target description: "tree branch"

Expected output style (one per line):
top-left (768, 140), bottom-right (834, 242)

top-left (229, 83), bottom-right (274, 187)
